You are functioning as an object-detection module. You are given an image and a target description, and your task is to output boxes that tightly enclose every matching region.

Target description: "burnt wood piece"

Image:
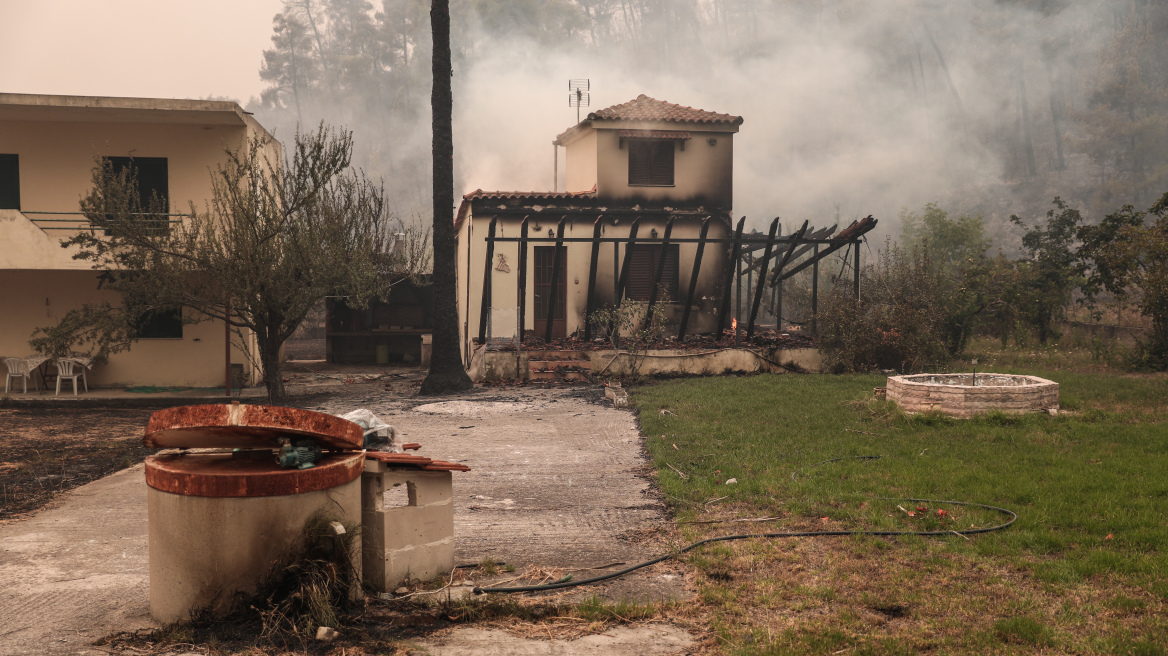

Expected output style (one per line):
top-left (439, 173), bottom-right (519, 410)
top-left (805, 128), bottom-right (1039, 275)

top-left (677, 216), bottom-right (711, 340)
top-left (743, 225), bottom-right (836, 276)
top-left (747, 217), bottom-right (781, 338)
top-left (478, 216), bottom-right (498, 344)
top-left (779, 216), bottom-right (878, 282)
top-left (765, 220), bottom-right (810, 322)
top-left (543, 217), bottom-right (567, 343)
top-left (583, 215), bottom-right (604, 340)
top-left (517, 217), bottom-right (529, 344)
top-left (854, 236), bottom-right (862, 300)
top-left (615, 218), bottom-right (641, 302)
top-left (716, 216), bottom-right (747, 335)
top-left (643, 218), bottom-right (676, 329)
top-left (812, 244), bottom-right (820, 334)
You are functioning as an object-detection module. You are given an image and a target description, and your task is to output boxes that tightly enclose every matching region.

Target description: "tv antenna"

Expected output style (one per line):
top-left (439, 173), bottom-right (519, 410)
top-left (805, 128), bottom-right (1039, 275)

top-left (568, 79), bottom-right (590, 124)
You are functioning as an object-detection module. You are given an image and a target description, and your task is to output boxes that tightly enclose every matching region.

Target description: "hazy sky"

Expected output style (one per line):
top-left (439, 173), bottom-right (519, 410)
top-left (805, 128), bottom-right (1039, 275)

top-left (0, 0), bottom-right (285, 102)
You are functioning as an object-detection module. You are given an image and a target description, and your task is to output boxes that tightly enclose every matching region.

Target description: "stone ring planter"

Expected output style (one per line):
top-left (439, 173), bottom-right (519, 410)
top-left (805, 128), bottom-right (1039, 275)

top-left (886, 373), bottom-right (1059, 418)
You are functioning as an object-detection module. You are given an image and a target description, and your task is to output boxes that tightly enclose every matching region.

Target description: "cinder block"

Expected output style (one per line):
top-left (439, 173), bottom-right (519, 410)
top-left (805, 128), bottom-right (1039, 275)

top-left (375, 469), bottom-right (453, 506)
top-left (382, 539), bottom-right (455, 586)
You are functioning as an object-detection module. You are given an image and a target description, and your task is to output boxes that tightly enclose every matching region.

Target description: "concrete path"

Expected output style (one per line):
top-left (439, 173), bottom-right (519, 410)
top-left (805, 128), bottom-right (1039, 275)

top-left (0, 387), bottom-right (686, 655)
top-left (0, 465), bottom-right (153, 656)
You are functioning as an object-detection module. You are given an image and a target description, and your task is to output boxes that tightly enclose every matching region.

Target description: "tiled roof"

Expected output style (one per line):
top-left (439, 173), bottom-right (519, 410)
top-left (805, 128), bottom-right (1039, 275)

top-left (589, 95), bottom-right (742, 125)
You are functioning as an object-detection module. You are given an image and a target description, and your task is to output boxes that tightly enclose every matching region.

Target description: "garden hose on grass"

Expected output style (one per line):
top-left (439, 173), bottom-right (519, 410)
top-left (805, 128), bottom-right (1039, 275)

top-left (472, 497), bottom-right (1017, 595)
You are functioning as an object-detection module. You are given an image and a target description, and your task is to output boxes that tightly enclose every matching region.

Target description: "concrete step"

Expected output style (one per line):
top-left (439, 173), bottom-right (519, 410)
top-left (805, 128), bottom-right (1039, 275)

top-left (528, 359), bottom-right (592, 371)
top-left (528, 369), bottom-right (591, 381)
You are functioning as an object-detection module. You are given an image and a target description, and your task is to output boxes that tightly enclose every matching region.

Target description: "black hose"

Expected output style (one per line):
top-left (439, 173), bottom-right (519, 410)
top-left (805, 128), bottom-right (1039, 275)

top-left (473, 497), bottom-right (1016, 595)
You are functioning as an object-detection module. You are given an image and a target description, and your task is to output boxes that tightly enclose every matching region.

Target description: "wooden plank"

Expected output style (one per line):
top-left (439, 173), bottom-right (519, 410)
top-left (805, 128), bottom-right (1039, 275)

top-left (677, 216), bottom-right (711, 340)
top-left (716, 216), bottom-right (746, 336)
top-left (543, 217), bottom-right (567, 343)
top-left (477, 216), bottom-right (498, 344)
top-left (517, 217), bottom-right (529, 346)
top-left (643, 218), bottom-right (675, 329)
top-left (583, 215), bottom-right (604, 340)
top-left (747, 217), bottom-right (781, 338)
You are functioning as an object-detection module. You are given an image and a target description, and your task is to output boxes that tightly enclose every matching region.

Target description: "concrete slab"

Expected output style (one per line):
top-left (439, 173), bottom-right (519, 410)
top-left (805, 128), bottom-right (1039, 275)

top-left (0, 385), bottom-right (687, 655)
top-left (0, 465), bottom-right (154, 656)
top-left (409, 625), bottom-right (695, 655)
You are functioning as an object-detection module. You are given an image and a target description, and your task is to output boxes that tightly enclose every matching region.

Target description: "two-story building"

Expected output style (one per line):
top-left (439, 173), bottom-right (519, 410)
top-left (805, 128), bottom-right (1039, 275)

top-left (455, 95), bottom-right (743, 363)
top-left (0, 93), bottom-right (277, 388)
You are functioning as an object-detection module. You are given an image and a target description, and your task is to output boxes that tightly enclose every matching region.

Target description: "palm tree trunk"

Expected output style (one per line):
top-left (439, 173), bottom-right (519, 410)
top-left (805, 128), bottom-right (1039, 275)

top-left (421, 0), bottom-right (473, 395)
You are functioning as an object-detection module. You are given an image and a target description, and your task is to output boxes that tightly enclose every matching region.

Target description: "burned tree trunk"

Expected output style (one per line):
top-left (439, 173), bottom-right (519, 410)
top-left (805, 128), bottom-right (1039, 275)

top-left (421, 0), bottom-right (473, 395)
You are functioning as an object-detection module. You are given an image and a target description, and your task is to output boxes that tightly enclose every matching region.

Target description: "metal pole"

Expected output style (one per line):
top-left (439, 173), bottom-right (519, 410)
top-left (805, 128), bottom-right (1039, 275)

top-left (224, 300), bottom-right (231, 397)
top-left (543, 217), bottom-right (567, 343)
top-left (854, 239), bottom-right (862, 301)
top-left (677, 216), bottom-right (710, 340)
top-left (584, 215), bottom-right (603, 340)
top-left (477, 216), bottom-right (497, 345)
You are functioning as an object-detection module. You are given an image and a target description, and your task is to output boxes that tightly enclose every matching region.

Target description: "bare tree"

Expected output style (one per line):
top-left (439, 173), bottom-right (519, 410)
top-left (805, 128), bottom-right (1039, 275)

top-left (40, 125), bottom-right (405, 401)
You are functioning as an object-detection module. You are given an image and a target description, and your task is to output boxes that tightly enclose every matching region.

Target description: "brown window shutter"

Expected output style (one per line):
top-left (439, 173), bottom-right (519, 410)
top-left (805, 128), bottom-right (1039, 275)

top-left (626, 244), bottom-right (679, 301)
top-left (628, 140), bottom-right (674, 186)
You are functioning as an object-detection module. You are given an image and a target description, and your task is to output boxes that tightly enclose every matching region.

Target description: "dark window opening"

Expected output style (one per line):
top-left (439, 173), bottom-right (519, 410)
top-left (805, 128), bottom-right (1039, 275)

top-left (626, 244), bottom-right (679, 301)
top-left (0, 154), bottom-right (19, 210)
top-left (135, 307), bottom-right (183, 339)
top-left (628, 140), bottom-right (675, 186)
top-left (104, 156), bottom-right (169, 235)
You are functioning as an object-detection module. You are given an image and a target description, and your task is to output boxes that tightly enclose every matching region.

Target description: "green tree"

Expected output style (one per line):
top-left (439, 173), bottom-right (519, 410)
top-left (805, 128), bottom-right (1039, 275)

top-left (1010, 197), bottom-right (1084, 344)
top-left (420, 0), bottom-right (473, 394)
top-left (1078, 192), bottom-right (1168, 368)
top-left (36, 125), bottom-right (403, 401)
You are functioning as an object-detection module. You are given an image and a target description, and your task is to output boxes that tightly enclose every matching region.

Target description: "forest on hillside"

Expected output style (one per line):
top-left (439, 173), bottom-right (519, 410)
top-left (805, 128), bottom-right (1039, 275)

top-left (249, 0), bottom-right (1167, 244)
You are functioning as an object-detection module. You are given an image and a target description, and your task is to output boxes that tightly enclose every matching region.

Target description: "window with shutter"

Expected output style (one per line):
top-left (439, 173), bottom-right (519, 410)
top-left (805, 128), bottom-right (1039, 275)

top-left (625, 244), bottom-right (679, 301)
top-left (628, 140), bottom-right (674, 186)
top-left (104, 156), bottom-right (169, 235)
top-left (0, 154), bottom-right (18, 210)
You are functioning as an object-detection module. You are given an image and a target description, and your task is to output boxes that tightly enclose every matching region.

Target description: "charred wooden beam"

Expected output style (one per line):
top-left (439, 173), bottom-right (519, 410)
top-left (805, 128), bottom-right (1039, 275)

top-left (583, 215), bottom-right (603, 340)
top-left (716, 217), bottom-right (746, 336)
top-left (643, 217), bottom-right (675, 329)
top-left (677, 216), bottom-right (711, 340)
top-left (779, 216), bottom-right (877, 282)
top-left (747, 217), bottom-right (781, 338)
top-left (811, 244), bottom-right (819, 334)
top-left (543, 217), bottom-right (567, 343)
top-left (517, 217), bottom-right (529, 346)
top-left (615, 218), bottom-right (641, 302)
top-left (477, 216), bottom-right (498, 345)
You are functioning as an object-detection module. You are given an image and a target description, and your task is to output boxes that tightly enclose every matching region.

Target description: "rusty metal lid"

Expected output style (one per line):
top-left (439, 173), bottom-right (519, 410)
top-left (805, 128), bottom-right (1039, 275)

top-left (144, 404), bottom-right (363, 450)
top-left (144, 450), bottom-right (365, 497)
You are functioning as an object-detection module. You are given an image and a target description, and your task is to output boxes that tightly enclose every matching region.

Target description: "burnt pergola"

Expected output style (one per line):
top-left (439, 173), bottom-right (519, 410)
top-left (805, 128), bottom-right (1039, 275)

top-left (478, 213), bottom-right (878, 344)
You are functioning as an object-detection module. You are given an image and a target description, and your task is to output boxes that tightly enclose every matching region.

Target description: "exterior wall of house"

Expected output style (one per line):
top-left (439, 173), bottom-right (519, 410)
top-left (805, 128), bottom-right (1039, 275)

top-left (457, 212), bottom-right (732, 361)
top-left (0, 270), bottom-right (254, 388)
top-left (593, 125), bottom-right (735, 207)
top-left (564, 130), bottom-right (598, 193)
top-left (0, 102), bottom-right (277, 388)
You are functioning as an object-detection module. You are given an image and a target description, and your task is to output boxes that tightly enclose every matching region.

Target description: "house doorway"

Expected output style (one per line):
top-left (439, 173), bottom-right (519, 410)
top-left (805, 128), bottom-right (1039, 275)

top-left (533, 246), bottom-right (567, 340)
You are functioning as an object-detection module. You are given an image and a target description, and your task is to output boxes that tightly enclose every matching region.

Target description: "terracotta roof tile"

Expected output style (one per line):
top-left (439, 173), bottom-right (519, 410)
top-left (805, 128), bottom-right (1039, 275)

top-left (589, 95), bottom-right (742, 125)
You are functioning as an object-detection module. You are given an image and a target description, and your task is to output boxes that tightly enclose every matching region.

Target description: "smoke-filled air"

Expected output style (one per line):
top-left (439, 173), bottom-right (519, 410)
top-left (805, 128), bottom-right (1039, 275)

top-left (249, 0), bottom-right (1168, 243)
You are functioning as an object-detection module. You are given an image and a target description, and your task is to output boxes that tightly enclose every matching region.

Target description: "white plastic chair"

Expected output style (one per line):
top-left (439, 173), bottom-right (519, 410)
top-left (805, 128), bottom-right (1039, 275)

top-left (55, 358), bottom-right (88, 396)
top-left (4, 357), bottom-right (36, 393)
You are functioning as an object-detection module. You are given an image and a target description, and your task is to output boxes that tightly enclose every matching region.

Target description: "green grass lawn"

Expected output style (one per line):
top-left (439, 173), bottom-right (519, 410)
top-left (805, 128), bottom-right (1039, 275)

top-left (635, 368), bottom-right (1168, 655)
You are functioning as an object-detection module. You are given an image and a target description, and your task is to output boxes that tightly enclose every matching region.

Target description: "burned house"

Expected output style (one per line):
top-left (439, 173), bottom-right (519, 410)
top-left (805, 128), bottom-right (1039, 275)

top-left (455, 95), bottom-right (743, 362)
top-left (454, 94), bottom-right (878, 369)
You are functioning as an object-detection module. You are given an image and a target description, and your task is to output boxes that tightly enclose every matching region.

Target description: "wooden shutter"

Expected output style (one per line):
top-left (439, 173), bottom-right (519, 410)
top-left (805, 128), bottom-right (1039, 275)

top-left (625, 244), bottom-right (679, 301)
top-left (628, 140), bottom-right (674, 186)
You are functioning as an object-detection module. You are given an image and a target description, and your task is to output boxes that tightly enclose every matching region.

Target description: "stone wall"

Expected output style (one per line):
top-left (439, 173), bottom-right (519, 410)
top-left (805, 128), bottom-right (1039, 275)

top-left (886, 374), bottom-right (1059, 418)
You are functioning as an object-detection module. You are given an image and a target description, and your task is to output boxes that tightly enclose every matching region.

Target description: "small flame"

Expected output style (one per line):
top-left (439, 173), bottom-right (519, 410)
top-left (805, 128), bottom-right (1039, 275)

top-left (731, 318), bottom-right (738, 332)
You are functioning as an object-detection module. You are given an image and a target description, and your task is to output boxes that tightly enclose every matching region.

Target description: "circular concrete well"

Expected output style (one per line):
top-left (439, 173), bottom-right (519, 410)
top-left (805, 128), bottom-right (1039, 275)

top-left (143, 404), bottom-right (365, 623)
top-left (886, 373), bottom-right (1058, 418)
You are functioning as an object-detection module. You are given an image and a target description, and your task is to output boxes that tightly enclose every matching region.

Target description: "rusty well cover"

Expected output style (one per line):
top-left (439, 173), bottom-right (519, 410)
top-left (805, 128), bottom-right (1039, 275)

top-left (145, 451), bottom-right (365, 497)
top-left (144, 404), bottom-right (363, 450)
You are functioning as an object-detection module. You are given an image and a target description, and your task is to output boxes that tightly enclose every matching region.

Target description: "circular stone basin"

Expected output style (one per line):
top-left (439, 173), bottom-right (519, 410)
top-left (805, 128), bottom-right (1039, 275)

top-left (886, 373), bottom-right (1059, 418)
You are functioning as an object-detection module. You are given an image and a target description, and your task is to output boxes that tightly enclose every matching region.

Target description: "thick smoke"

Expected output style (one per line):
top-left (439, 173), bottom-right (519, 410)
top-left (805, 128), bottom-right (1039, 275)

top-left (252, 0), bottom-right (1162, 242)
